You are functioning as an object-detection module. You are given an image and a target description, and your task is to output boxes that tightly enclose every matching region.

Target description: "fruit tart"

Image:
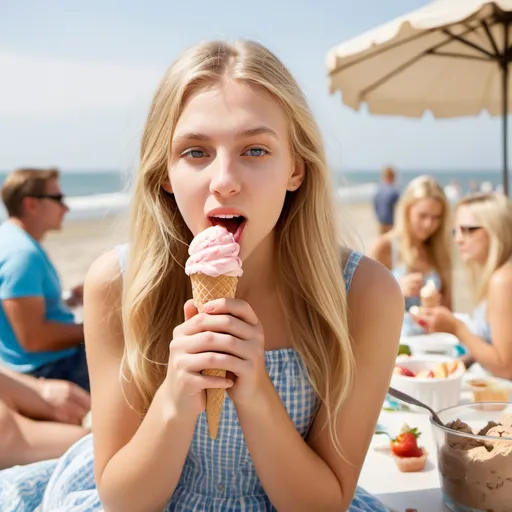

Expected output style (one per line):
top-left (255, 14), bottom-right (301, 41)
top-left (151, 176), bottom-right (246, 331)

top-left (391, 424), bottom-right (428, 472)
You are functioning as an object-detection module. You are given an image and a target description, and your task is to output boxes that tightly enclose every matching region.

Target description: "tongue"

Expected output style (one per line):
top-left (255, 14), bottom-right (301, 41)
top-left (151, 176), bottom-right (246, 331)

top-left (212, 217), bottom-right (241, 235)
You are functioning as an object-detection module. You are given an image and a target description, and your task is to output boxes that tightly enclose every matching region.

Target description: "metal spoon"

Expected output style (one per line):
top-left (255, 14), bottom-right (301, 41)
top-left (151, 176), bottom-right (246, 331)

top-left (388, 387), bottom-right (444, 426)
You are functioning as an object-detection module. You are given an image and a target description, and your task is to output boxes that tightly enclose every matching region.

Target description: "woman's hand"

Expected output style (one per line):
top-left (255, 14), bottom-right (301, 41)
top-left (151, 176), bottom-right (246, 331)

top-left (411, 305), bottom-right (457, 335)
top-left (166, 298), bottom-right (267, 416)
top-left (398, 272), bottom-right (424, 297)
top-left (39, 378), bottom-right (91, 425)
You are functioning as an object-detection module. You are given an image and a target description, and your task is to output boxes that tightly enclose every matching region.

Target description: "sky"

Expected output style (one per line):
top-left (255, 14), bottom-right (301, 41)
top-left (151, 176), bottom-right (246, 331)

top-left (0, 0), bottom-right (507, 172)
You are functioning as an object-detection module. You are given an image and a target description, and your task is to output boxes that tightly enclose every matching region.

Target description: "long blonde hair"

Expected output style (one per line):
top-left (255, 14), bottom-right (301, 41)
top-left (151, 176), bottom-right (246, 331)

top-left (122, 40), bottom-right (353, 449)
top-left (456, 193), bottom-right (512, 303)
top-left (394, 175), bottom-right (452, 298)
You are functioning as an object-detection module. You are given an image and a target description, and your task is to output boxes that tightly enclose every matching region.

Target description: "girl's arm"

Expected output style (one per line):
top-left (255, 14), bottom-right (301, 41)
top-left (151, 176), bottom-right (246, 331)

top-left (84, 251), bottom-right (198, 512)
top-left (235, 257), bottom-right (404, 511)
top-left (454, 267), bottom-right (512, 378)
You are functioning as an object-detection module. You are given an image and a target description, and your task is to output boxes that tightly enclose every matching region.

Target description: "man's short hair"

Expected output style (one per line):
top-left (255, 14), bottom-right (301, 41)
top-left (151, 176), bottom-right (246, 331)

top-left (382, 166), bottom-right (396, 183)
top-left (1, 168), bottom-right (60, 218)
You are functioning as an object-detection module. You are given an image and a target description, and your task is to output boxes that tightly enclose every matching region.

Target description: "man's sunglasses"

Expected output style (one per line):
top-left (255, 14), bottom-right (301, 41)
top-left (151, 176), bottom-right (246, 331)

top-left (28, 194), bottom-right (66, 205)
top-left (452, 225), bottom-right (482, 236)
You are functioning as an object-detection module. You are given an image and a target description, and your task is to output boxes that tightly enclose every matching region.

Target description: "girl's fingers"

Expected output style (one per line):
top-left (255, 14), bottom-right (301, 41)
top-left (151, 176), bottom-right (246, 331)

top-left (181, 332), bottom-right (253, 360)
top-left (184, 299), bottom-right (199, 321)
top-left (183, 352), bottom-right (248, 375)
top-left (181, 312), bottom-right (258, 341)
top-left (203, 298), bottom-right (259, 325)
top-left (192, 374), bottom-right (234, 390)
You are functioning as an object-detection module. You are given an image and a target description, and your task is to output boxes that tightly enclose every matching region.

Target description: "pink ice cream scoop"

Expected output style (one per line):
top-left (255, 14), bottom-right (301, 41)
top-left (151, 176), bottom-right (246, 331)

top-left (185, 225), bottom-right (243, 278)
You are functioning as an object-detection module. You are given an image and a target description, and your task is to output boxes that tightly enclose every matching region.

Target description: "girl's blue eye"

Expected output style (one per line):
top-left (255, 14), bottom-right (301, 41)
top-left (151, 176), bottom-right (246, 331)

top-left (183, 149), bottom-right (206, 159)
top-left (244, 147), bottom-right (268, 157)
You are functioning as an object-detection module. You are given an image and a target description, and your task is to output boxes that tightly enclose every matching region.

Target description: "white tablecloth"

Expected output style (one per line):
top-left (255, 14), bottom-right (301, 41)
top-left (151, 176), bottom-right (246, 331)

top-left (359, 411), bottom-right (448, 511)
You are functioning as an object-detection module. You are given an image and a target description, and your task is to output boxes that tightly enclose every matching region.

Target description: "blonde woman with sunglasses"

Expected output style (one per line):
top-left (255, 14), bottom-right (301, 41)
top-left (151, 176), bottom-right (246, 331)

top-left (413, 193), bottom-right (512, 378)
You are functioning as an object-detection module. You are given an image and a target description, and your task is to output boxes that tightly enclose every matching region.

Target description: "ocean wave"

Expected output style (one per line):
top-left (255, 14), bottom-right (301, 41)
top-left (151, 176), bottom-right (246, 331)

top-left (336, 182), bottom-right (377, 204)
top-left (0, 192), bottom-right (131, 222)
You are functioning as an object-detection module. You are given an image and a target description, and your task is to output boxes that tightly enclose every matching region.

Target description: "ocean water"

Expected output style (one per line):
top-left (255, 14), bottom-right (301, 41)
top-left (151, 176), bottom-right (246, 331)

top-left (0, 170), bottom-right (132, 221)
top-left (0, 168), bottom-right (506, 221)
top-left (335, 169), bottom-right (507, 204)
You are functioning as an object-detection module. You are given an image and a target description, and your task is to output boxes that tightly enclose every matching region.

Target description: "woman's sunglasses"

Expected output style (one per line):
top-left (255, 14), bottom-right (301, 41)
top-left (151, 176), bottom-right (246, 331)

top-left (452, 225), bottom-right (482, 236)
top-left (28, 194), bottom-right (66, 205)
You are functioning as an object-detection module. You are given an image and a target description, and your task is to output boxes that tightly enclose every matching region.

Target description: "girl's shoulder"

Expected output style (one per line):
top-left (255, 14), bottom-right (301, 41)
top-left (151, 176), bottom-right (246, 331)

top-left (84, 247), bottom-right (125, 298)
top-left (489, 260), bottom-right (512, 291)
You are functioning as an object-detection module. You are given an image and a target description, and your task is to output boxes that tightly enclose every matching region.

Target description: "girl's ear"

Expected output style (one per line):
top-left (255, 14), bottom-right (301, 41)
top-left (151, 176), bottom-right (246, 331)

top-left (287, 158), bottom-right (306, 191)
top-left (161, 179), bottom-right (173, 194)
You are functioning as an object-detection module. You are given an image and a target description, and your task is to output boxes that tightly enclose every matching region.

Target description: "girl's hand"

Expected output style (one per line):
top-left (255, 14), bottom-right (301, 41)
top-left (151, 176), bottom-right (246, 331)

top-left (166, 298), bottom-right (267, 416)
top-left (398, 272), bottom-right (424, 297)
top-left (201, 298), bottom-right (268, 407)
top-left (411, 305), bottom-right (457, 334)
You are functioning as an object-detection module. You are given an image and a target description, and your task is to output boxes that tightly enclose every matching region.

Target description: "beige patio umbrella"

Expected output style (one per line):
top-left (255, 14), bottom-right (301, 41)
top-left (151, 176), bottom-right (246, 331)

top-left (327, 0), bottom-right (512, 195)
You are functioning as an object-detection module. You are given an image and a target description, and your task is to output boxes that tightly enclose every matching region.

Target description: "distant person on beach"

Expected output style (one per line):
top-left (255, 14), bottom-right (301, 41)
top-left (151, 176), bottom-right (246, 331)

top-left (0, 363), bottom-right (89, 468)
top-left (372, 166), bottom-right (400, 233)
top-left (412, 193), bottom-right (512, 378)
top-left (368, 175), bottom-right (452, 336)
top-left (0, 40), bottom-right (403, 512)
top-left (0, 168), bottom-right (89, 391)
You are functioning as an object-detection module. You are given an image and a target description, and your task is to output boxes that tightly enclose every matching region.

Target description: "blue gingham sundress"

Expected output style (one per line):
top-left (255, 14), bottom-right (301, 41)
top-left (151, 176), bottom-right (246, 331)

top-left (0, 248), bottom-right (388, 511)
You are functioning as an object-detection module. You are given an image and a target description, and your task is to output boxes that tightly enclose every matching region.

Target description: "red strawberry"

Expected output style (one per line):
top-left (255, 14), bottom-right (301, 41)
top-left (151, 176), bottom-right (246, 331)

top-left (393, 366), bottom-right (416, 377)
top-left (391, 425), bottom-right (423, 458)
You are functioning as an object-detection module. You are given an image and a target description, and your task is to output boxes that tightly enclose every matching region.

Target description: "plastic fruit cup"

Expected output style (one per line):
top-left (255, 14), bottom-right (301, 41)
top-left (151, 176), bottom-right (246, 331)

top-left (430, 403), bottom-right (512, 512)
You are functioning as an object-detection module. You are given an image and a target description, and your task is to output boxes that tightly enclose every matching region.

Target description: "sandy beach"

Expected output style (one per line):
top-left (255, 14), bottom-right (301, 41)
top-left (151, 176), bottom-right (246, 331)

top-left (44, 201), bottom-right (473, 314)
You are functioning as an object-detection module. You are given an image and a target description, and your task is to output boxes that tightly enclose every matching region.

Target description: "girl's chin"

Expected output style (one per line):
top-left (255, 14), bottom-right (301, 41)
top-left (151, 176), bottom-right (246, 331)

top-left (459, 253), bottom-right (474, 263)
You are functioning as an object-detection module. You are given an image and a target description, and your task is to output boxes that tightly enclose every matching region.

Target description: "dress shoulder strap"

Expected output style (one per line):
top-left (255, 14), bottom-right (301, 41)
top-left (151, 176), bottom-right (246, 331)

top-left (343, 251), bottom-right (363, 292)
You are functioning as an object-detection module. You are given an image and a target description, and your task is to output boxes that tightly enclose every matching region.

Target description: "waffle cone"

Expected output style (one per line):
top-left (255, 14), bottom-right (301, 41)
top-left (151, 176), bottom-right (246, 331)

top-left (190, 273), bottom-right (238, 440)
top-left (420, 294), bottom-right (439, 308)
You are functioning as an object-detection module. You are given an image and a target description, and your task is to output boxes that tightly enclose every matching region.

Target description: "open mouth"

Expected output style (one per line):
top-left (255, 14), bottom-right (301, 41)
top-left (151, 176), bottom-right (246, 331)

top-left (209, 214), bottom-right (246, 243)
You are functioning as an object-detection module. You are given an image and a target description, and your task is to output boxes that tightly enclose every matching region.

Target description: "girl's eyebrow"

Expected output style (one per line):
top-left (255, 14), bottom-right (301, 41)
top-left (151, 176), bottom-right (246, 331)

top-left (172, 126), bottom-right (279, 145)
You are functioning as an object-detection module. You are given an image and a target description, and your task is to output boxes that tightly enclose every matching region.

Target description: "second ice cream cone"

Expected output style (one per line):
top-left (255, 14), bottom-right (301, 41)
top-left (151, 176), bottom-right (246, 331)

top-left (420, 279), bottom-right (439, 308)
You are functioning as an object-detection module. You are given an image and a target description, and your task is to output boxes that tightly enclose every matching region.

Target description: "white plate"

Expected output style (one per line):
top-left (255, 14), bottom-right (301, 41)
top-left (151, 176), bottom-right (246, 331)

top-left (401, 332), bottom-right (460, 356)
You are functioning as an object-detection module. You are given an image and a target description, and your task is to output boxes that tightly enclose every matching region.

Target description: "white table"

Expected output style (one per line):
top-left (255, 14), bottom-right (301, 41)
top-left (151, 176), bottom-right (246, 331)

top-left (359, 411), bottom-right (448, 511)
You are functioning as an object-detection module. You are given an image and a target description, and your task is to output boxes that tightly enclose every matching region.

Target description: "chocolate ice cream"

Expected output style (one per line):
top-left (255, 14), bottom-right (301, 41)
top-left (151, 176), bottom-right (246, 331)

top-left (439, 416), bottom-right (512, 512)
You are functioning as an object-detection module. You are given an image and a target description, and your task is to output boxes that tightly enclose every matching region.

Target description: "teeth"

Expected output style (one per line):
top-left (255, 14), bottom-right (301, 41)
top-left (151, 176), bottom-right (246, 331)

top-left (213, 214), bottom-right (242, 219)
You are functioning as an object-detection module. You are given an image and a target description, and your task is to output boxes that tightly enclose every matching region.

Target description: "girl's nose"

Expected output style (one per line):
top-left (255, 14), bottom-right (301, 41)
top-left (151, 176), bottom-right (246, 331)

top-left (209, 157), bottom-right (241, 197)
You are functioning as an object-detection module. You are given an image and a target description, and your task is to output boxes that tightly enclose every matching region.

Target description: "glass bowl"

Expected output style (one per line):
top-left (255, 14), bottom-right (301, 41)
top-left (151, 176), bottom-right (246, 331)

top-left (430, 403), bottom-right (512, 512)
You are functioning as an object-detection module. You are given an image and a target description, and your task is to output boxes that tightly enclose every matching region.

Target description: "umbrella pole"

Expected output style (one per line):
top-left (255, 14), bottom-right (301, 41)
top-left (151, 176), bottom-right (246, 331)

top-left (502, 61), bottom-right (509, 197)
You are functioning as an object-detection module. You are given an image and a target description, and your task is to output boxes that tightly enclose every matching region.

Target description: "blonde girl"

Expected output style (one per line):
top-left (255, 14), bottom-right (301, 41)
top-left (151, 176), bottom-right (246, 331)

top-left (368, 175), bottom-right (452, 335)
top-left (0, 40), bottom-right (403, 511)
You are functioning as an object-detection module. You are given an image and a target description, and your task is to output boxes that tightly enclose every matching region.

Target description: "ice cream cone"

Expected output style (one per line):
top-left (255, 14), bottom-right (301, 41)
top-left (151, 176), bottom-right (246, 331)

top-left (420, 279), bottom-right (439, 308)
top-left (420, 294), bottom-right (439, 308)
top-left (190, 273), bottom-right (238, 440)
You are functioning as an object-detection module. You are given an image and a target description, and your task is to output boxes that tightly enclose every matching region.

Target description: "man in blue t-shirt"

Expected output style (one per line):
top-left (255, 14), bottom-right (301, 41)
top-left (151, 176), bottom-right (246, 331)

top-left (373, 166), bottom-right (400, 234)
top-left (0, 168), bottom-right (88, 391)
